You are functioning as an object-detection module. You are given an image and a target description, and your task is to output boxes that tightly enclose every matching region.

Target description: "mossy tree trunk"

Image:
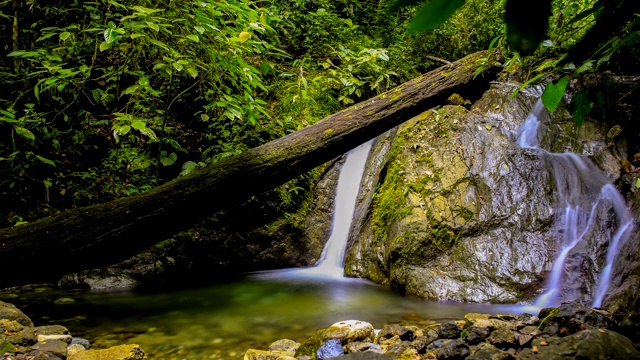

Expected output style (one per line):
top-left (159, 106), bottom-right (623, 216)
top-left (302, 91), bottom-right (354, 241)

top-left (0, 51), bottom-right (500, 287)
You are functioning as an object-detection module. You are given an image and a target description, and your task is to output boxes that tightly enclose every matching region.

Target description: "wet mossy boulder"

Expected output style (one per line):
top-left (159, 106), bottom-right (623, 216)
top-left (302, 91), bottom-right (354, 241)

top-left (67, 344), bottom-right (145, 360)
top-left (345, 83), bottom-right (623, 304)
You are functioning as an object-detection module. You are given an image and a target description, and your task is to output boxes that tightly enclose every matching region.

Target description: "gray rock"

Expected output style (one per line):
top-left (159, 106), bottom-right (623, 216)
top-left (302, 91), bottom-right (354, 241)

top-left (519, 329), bottom-right (640, 359)
top-left (70, 337), bottom-right (90, 350)
top-left (378, 324), bottom-right (417, 341)
top-left (487, 327), bottom-right (517, 349)
top-left (438, 321), bottom-right (461, 339)
top-left (344, 84), bottom-right (627, 304)
top-left (317, 339), bottom-right (343, 360)
top-left (35, 325), bottom-right (69, 336)
top-left (538, 303), bottom-right (616, 337)
top-left (30, 340), bottom-right (67, 358)
top-left (431, 339), bottom-right (470, 359)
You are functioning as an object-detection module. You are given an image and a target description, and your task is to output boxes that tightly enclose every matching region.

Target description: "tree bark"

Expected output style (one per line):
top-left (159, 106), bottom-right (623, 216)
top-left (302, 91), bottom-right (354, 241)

top-left (0, 51), bottom-right (500, 288)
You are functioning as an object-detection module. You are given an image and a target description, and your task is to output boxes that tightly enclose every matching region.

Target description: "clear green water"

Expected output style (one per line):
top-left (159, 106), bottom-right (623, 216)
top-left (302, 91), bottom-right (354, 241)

top-left (1, 270), bottom-right (528, 359)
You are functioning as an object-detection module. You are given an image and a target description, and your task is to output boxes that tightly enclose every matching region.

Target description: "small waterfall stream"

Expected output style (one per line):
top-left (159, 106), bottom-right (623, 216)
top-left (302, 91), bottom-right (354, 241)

top-left (306, 139), bottom-right (374, 277)
top-left (516, 99), bottom-right (634, 308)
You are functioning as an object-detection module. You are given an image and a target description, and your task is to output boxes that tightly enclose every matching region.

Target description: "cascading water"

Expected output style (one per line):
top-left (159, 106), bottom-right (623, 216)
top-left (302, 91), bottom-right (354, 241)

top-left (516, 99), bottom-right (634, 308)
top-left (298, 139), bottom-right (374, 278)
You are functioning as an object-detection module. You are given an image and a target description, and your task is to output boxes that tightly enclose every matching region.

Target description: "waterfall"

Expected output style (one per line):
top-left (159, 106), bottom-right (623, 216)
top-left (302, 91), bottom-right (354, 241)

top-left (306, 139), bottom-right (374, 278)
top-left (516, 99), bottom-right (634, 308)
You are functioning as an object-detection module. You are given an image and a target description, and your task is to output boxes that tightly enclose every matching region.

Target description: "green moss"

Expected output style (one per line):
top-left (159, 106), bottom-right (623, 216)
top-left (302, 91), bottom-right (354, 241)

top-left (371, 136), bottom-right (409, 243)
top-left (323, 129), bottom-right (334, 138)
top-left (538, 307), bottom-right (560, 329)
top-left (0, 340), bottom-right (15, 354)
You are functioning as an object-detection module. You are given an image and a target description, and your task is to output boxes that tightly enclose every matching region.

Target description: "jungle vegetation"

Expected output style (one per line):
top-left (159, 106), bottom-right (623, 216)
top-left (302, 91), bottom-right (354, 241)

top-left (0, 0), bottom-right (638, 230)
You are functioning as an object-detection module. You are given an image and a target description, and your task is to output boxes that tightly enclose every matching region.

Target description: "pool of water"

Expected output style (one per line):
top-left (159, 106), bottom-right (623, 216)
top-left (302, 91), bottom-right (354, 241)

top-left (1, 269), bottom-right (533, 359)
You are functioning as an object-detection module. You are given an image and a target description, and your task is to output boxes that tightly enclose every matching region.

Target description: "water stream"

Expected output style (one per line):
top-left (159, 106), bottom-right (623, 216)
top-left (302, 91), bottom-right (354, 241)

top-left (299, 139), bottom-right (374, 278)
top-left (517, 99), bottom-right (634, 308)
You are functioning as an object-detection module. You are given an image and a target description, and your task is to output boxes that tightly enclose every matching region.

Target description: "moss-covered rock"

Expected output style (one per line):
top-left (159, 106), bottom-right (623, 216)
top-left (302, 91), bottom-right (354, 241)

top-left (345, 84), bottom-right (623, 304)
top-left (67, 344), bottom-right (145, 360)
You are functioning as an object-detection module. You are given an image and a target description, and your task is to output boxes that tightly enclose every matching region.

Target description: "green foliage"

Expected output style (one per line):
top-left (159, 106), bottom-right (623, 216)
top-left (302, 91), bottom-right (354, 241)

top-left (399, 0), bottom-right (506, 70)
top-left (0, 0), bottom-right (285, 224)
top-left (403, 0), bottom-right (466, 34)
top-left (541, 76), bottom-right (570, 112)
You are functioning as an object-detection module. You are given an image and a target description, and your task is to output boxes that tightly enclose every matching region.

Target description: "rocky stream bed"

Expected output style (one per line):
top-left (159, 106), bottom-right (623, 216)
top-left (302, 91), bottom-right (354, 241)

top-left (2, 298), bottom-right (639, 360)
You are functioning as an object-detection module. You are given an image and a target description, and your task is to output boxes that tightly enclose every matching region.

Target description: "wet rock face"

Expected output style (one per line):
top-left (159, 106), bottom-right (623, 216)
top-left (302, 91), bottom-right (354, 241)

top-left (344, 85), bottom-right (622, 304)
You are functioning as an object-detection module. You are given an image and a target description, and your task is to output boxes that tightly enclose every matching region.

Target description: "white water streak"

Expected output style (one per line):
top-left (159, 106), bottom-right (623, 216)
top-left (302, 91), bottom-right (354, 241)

top-left (517, 99), bottom-right (633, 308)
top-left (306, 139), bottom-right (374, 278)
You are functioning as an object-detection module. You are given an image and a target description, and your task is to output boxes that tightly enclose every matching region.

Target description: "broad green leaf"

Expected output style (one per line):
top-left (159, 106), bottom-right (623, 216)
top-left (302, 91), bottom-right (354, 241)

top-left (636, 178), bottom-right (640, 189)
top-left (130, 33), bottom-right (145, 39)
top-left (35, 155), bottom-right (56, 167)
top-left (138, 127), bottom-right (156, 139)
top-left (179, 161), bottom-right (198, 176)
top-left (194, 26), bottom-right (205, 34)
top-left (569, 89), bottom-right (593, 126)
top-left (122, 85), bottom-right (139, 95)
top-left (131, 120), bottom-right (146, 130)
top-left (37, 33), bottom-right (58, 42)
top-left (46, 54), bottom-right (62, 61)
top-left (238, 31), bottom-right (251, 43)
top-left (139, 76), bottom-right (150, 86)
top-left (146, 21), bottom-right (160, 32)
top-left (172, 62), bottom-right (184, 71)
top-left (185, 34), bottom-right (199, 42)
top-left (99, 41), bottom-right (112, 52)
top-left (187, 67), bottom-right (198, 78)
top-left (200, 114), bottom-right (209, 121)
top-left (116, 125), bottom-right (131, 135)
top-left (15, 126), bottom-right (35, 141)
top-left (541, 76), bottom-right (570, 113)
top-left (59, 32), bottom-right (71, 41)
top-left (407, 0), bottom-right (465, 34)
top-left (160, 151), bottom-right (177, 166)
top-left (104, 28), bottom-right (117, 43)
top-left (0, 109), bottom-right (15, 119)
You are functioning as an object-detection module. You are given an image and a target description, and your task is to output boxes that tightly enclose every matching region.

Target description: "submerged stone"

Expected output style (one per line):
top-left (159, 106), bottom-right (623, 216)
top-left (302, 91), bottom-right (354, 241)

top-left (317, 338), bottom-right (343, 359)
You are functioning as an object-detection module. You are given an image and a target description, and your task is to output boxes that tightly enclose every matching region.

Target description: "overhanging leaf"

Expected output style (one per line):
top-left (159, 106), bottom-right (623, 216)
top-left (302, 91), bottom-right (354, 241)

top-left (35, 155), bottom-right (56, 167)
top-left (407, 0), bottom-right (465, 34)
top-left (541, 76), bottom-right (570, 113)
top-left (14, 126), bottom-right (35, 141)
top-left (59, 32), bottom-right (71, 41)
top-left (185, 34), bottom-right (199, 42)
top-left (569, 89), bottom-right (593, 126)
top-left (103, 28), bottom-right (117, 43)
top-left (99, 41), bottom-right (112, 52)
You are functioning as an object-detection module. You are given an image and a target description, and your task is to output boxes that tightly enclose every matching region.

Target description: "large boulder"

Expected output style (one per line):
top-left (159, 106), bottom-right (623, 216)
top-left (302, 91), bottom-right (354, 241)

top-left (344, 84), bottom-right (624, 304)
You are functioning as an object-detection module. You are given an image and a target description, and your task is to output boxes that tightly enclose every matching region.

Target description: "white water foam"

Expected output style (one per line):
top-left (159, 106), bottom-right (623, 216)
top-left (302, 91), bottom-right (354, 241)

top-left (516, 99), bottom-right (633, 308)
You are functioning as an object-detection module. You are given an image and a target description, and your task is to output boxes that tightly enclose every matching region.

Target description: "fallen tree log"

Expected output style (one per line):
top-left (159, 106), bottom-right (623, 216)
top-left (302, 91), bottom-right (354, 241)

top-left (0, 51), bottom-right (500, 288)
